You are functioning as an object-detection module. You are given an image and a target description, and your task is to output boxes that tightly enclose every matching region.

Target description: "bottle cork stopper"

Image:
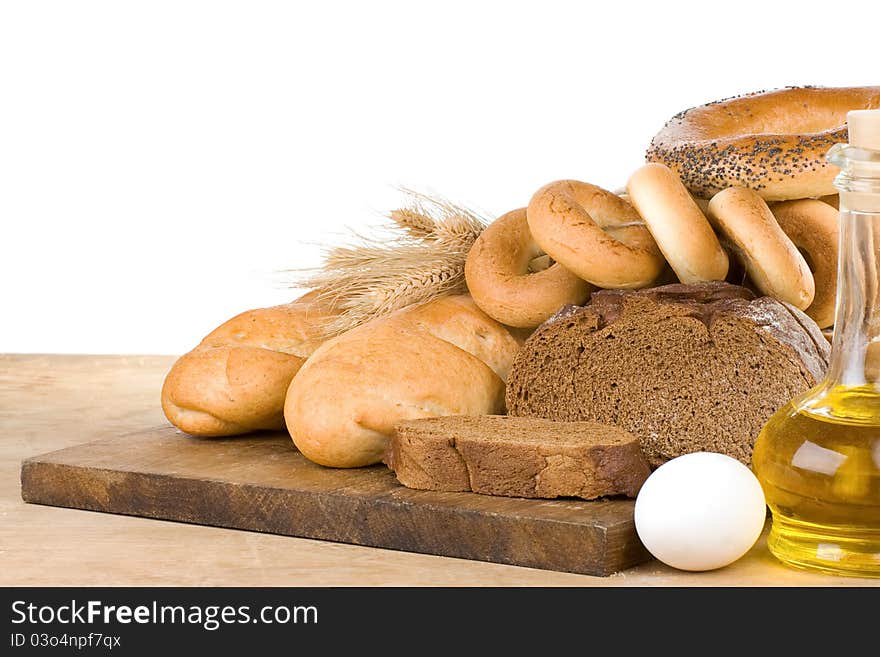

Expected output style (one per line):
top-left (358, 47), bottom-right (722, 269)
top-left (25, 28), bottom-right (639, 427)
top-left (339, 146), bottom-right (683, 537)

top-left (848, 109), bottom-right (880, 150)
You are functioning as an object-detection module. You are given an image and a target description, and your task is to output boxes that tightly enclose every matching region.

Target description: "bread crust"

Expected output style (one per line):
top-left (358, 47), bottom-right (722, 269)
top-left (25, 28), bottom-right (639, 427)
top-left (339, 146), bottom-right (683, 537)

top-left (284, 295), bottom-right (522, 468)
top-left (526, 180), bottom-right (665, 288)
top-left (465, 208), bottom-right (591, 328)
top-left (627, 163), bottom-right (729, 283)
top-left (647, 86), bottom-right (880, 201)
top-left (708, 187), bottom-right (815, 310)
top-left (388, 415), bottom-right (650, 500)
top-left (161, 292), bottom-right (332, 436)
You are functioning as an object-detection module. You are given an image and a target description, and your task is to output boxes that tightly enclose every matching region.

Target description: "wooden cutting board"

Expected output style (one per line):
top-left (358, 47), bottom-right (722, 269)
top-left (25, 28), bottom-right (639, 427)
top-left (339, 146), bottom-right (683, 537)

top-left (20, 426), bottom-right (650, 576)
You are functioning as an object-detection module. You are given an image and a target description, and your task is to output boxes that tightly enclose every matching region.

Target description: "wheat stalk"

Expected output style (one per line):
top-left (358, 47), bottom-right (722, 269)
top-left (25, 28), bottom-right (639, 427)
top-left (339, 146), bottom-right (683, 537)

top-left (289, 189), bottom-right (488, 339)
top-left (389, 208), bottom-right (436, 238)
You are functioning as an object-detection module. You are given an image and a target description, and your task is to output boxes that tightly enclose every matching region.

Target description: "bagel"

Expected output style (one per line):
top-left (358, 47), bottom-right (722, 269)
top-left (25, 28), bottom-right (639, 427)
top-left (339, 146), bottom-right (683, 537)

top-left (465, 208), bottom-right (592, 328)
top-left (769, 199), bottom-right (839, 329)
top-left (627, 163), bottom-right (729, 283)
top-left (707, 187), bottom-right (815, 310)
top-left (648, 86), bottom-right (880, 201)
top-left (618, 186), bottom-right (710, 215)
top-left (527, 180), bottom-right (665, 289)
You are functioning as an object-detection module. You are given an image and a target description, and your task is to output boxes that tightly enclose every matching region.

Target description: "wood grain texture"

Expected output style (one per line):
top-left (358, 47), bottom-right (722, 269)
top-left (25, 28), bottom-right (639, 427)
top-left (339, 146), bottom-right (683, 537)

top-left (21, 427), bottom-right (648, 576)
top-left (3, 354), bottom-right (878, 586)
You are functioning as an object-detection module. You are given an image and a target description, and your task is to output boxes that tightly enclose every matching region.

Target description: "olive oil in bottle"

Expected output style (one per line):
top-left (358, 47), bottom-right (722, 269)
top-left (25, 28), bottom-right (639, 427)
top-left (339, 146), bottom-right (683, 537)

top-left (753, 110), bottom-right (880, 577)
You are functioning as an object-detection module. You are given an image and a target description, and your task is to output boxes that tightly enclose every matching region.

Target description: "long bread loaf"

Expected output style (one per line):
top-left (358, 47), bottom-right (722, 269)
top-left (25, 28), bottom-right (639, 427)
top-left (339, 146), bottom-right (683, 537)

top-left (284, 295), bottom-right (522, 468)
top-left (162, 292), bottom-right (333, 436)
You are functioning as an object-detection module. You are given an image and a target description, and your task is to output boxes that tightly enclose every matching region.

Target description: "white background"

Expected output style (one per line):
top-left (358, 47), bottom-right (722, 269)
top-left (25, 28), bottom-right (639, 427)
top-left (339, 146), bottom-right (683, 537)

top-left (2, 0), bottom-right (878, 354)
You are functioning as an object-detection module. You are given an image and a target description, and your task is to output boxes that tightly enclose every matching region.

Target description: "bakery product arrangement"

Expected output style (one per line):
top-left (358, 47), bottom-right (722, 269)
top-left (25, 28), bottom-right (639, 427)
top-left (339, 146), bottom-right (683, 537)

top-left (159, 85), bottom-right (879, 574)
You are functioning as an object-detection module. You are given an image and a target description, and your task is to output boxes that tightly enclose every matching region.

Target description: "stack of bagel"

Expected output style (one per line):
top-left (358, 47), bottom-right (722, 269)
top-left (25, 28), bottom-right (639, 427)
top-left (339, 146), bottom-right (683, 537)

top-left (466, 87), bottom-right (880, 334)
top-left (162, 85), bottom-right (880, 469)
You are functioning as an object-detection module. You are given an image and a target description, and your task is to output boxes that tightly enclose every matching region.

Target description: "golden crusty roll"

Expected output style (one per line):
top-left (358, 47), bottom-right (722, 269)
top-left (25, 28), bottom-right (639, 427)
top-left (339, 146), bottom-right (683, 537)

top-left (284, 295), bottom-right (522, 468)
top-left (162, 292), bottom-right (333, 436)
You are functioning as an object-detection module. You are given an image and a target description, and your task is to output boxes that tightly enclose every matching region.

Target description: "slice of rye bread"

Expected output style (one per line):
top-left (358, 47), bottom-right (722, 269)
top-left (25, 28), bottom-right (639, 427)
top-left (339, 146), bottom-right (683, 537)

top-left (386, 415), bottom-right (650, 500)
top-left (505, 282), bottom-right (830, 468)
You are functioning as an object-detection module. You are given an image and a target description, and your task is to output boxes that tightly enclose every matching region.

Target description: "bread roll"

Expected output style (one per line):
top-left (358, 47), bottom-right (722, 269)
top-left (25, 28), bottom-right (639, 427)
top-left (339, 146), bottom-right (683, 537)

top-left (284, 295), bottom-right (522, 468)
top-left (161, 292), bottom-right (333, 436)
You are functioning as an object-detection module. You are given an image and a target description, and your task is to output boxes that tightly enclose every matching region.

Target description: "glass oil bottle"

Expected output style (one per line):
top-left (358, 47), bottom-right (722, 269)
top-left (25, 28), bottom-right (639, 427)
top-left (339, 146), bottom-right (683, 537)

top-left (753, 110), bottom-right (880, 577)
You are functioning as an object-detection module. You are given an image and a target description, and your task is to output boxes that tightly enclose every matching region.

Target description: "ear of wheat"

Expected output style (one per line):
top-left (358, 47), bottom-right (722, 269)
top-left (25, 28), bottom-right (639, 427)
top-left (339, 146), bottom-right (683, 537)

top-left (290, 189), bottom-right (488, 340)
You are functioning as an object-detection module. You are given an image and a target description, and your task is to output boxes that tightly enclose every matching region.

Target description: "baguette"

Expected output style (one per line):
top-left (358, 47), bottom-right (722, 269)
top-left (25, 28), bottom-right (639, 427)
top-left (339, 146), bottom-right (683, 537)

top-left (284, 295), bottom-right (522, 468)
top-left (161, 292), bottom-right (333, 436)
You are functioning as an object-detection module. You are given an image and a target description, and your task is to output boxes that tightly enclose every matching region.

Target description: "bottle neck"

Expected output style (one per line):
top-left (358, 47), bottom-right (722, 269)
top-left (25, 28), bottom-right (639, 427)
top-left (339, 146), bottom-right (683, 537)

top-left (826, 198), bottom-right (880, 388)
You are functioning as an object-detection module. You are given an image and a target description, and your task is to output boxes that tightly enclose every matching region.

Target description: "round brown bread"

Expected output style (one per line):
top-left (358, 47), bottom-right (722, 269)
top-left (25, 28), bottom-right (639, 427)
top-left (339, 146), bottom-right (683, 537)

top-left (161, 292), bottom-right (333, 436)
top-left (526, 180), bottom-right (665, 289)
top-left (707, 187), bottom-right (815, 310)
top-left (505, 283), bottom-right (830, 467)
top-left (770, 199), bottom-right (839, 328)
top-left (626, 163), bottom-right (729, 283)
top-left (284, 295), bottom-right (521, 468)
top-left (647, 86), bottom-right (880, 201)
top-left (465, 208), bottom-right (592, 328)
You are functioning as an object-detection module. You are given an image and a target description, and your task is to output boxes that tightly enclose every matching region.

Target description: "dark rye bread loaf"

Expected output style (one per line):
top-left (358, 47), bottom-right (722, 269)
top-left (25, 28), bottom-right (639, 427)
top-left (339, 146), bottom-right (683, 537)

top-left (387, 415), bottom-right (650, 500)
top-left (506, 282), bottom-right (830, 467)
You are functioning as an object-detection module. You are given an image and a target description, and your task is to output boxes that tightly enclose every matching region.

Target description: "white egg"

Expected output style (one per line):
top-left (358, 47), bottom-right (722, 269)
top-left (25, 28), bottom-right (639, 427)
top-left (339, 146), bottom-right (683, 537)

top-left (634, 452), bottom-right (766, 571)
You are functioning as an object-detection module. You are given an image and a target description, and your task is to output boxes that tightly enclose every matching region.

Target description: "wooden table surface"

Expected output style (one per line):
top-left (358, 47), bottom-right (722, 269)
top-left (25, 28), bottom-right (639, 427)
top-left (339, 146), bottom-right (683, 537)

top-left (2, 353), bottom-right (877, 587)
